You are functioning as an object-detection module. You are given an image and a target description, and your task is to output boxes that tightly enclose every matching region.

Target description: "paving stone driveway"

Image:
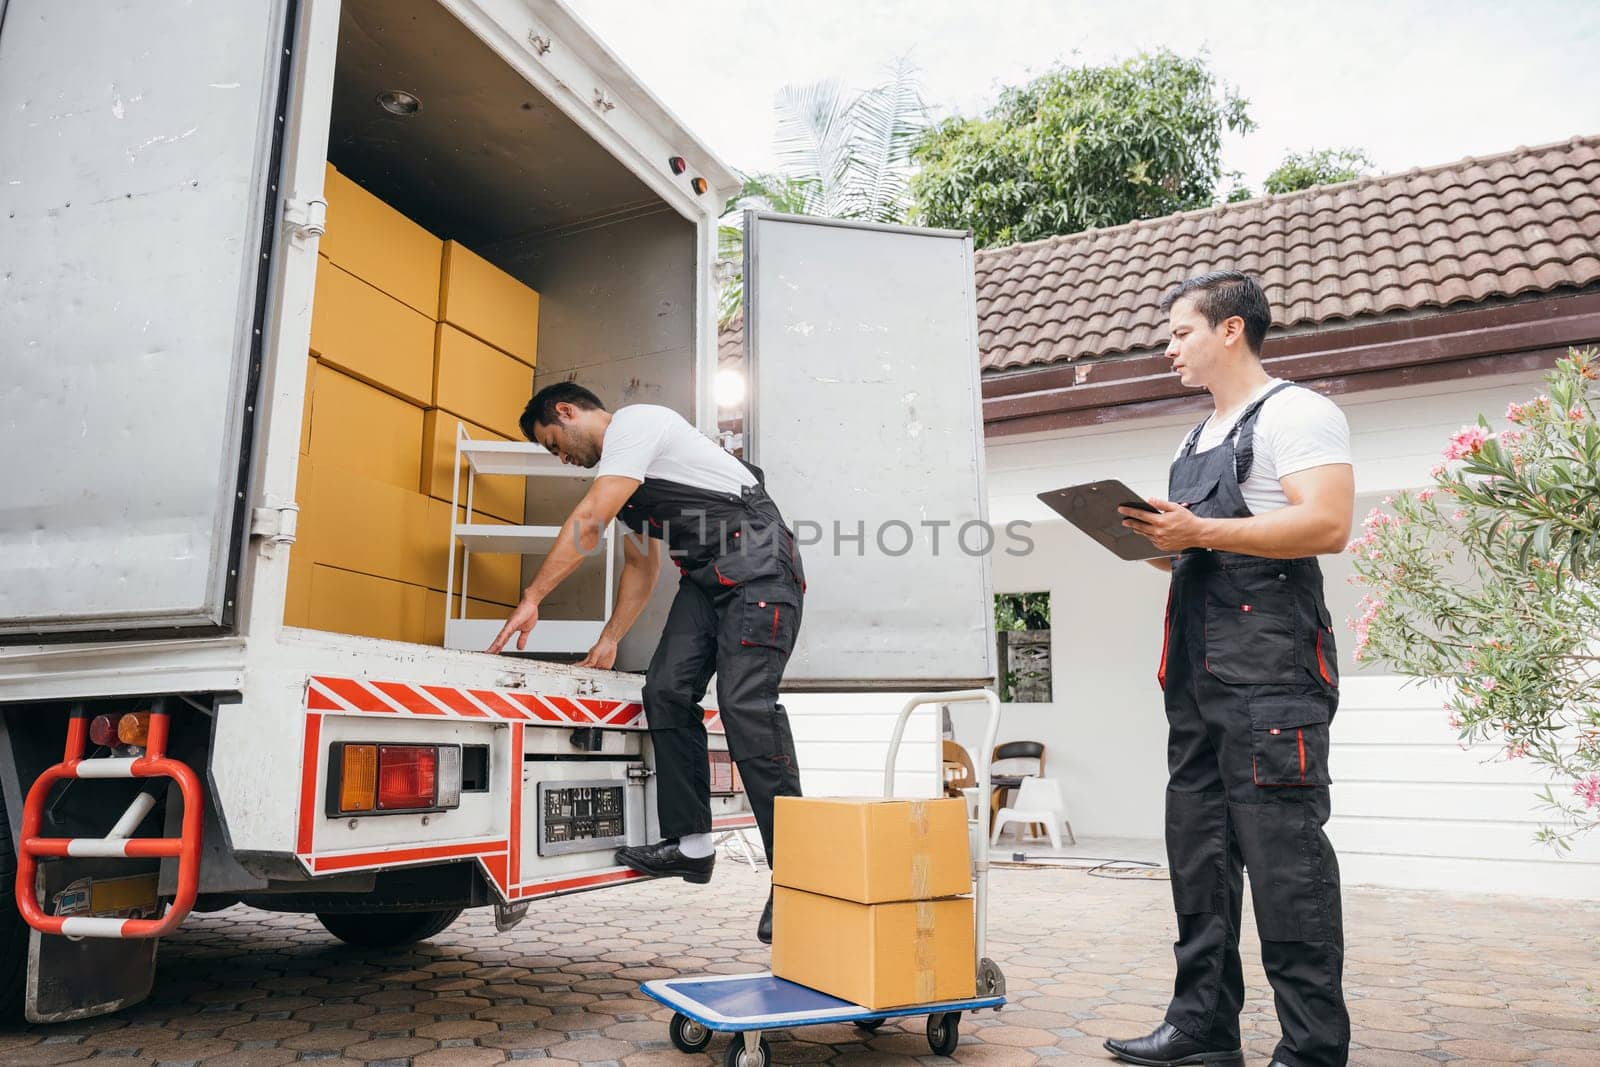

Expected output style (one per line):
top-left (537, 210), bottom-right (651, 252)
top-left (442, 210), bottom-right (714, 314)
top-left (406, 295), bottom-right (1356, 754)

top-left (1, 862), bottom-right (1595, 1066)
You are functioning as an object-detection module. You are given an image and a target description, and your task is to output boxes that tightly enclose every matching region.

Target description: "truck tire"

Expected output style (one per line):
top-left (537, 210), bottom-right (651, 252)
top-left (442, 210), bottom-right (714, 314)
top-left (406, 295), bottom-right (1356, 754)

top-left (1, 789), bottom-right (28, 1021)
top-left (315, 908), bottom-right (461, 949)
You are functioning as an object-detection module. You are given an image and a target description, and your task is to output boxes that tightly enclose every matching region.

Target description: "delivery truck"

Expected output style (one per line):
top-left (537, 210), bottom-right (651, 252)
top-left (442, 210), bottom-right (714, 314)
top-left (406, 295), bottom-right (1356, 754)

top-left (0, 0), bottom-right (995, 1024)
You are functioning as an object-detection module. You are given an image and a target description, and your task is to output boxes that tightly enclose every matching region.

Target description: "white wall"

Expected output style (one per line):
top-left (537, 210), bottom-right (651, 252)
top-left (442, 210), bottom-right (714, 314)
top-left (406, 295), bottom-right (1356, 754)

top-left (981, 369), bottom-right (1600, 898)
top-left (786, 692), bottom-right (942, 800)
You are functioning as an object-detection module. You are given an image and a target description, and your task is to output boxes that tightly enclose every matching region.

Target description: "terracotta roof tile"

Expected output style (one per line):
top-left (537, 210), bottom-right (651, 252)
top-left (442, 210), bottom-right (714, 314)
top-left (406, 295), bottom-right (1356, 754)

top-left (968, 134), bottom-right (1600, 369)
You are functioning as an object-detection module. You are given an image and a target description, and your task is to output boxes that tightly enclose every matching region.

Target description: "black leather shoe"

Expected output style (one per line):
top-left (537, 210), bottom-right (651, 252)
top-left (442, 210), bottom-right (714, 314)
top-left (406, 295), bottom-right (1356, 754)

top-left (614, 840), bottom-right (715, 884)
top-left (1103, 1022), bottom-right (1244, 1067)
top-left (756, 889), bottom-right (773, 945)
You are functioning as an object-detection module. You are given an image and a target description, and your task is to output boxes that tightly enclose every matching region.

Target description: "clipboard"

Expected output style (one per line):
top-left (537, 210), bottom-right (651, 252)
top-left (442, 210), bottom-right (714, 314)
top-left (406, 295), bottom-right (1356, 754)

top-left (1037, 479), bottom-right (1174, 561)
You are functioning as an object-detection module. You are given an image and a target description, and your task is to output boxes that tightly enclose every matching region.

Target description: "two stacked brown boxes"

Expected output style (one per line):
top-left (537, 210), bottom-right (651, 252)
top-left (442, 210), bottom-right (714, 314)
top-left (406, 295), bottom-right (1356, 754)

top-left (771, 797), bottom-right (976, 1009)
top-left (286, 163), bottom-right (540, 644)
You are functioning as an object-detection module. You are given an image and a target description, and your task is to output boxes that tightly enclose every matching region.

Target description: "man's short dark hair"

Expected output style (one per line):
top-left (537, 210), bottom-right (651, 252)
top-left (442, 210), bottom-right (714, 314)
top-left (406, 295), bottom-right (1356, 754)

top-left (520, 382), bottom-right (605, 440)
top-left (1159, 270), bottom-right (1272, 354)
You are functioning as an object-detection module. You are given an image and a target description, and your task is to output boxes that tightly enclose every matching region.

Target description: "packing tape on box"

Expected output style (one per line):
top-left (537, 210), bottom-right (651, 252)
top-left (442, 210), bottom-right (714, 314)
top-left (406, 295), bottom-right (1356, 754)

top-left (913, 901), bottom-right (937, 1002)
top-left (910, 853), bottom-right (932, 898)
top-left (909, 799), bottom-right (930, 836)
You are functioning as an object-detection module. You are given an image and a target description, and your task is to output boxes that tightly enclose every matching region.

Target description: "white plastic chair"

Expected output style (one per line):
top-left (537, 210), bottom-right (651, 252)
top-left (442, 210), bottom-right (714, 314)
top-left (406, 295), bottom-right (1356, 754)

top-left (990, 776), bottom-right (1075, 848)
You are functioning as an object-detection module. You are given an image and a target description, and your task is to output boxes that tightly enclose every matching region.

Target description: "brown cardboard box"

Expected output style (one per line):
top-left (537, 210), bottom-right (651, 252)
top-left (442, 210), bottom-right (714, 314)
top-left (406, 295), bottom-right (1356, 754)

top-left (310, 255), bottom-right (436, 406)
top-left (420, 409), bottom-right (526, 523)
top-left (422, 589), bottom-right (517, 647)
top-left (306, 564), bottom-right (429, 644)
top-left (294, 459), bottom-right (432, 588)
top-left (438, 240), bottom-right (540, 366)
top-left (773, 797), bottom-right (971, 904)
top-left (433, 325), bottom-right (536, 439)
top-left (320, 164), bottom-right (443, 317)
top-left (771, 889), bottom-right (975, 1009)
top-left (306, 365), bottom-right (425, 491)
top-left (422, 497), bottom-right (523, 604)
top-left (299, 357), bottom-right (317, 456)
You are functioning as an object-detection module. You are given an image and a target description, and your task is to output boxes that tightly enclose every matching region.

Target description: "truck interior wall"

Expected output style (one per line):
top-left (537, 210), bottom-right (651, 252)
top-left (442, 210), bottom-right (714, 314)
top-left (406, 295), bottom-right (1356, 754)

top-left (495, 209), bottom-right (698, 672)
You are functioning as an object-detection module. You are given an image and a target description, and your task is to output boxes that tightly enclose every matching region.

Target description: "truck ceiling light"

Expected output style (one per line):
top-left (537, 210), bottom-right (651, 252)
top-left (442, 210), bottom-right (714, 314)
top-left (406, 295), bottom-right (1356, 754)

top-left (117, 711), bottom-right (151, 747)
top-left (668, 156), bottom-right (687, 175)
top-left (376, 89), bottom-right (422, 117)
top-left (89, 714), bottom-right (118, 748)
top-left (690, 177), bottom-right (708, 195)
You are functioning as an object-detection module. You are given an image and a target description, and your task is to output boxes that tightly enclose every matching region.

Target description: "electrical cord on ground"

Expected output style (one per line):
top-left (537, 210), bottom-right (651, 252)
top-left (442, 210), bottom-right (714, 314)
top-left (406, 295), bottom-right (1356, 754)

top-left (991, 853), bottom-right (1170, 881)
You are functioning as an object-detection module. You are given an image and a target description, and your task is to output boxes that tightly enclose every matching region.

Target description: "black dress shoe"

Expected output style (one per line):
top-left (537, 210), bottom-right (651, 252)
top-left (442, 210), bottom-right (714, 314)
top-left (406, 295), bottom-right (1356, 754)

top-left (756, 889), bottom-right (773, 944)
top-left (1103, 1022), bottom-right (1244, 1067)
top-left (614, 840), bottom-right (715, 884)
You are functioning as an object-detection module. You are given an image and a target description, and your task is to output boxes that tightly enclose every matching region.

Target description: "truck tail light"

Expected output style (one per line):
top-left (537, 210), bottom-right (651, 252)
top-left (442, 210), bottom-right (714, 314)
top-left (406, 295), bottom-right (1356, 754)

top-left (339, 744), bottom-right (378, 812)
top-left (377, 745), bottom-right (436, 810)
top-left (328, 743), bottom-right (462, 816)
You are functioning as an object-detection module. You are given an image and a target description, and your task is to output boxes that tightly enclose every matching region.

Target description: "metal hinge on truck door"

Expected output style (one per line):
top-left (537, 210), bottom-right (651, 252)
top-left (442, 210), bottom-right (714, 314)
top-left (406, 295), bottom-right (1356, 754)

top-left (250, 499), bottom-right (299, 554)
top-left (282, 195), bottom-right (327, 242)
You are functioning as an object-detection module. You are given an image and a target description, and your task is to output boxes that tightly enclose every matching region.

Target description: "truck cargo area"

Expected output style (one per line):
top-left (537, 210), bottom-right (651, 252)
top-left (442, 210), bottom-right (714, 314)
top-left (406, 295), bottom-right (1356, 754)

top-left (292, 0), bottom-right (702, 667)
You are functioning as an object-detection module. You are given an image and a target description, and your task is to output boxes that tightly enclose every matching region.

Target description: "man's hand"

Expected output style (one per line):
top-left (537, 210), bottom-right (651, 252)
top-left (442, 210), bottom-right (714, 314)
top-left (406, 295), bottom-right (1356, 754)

top-left (576, 636), bottom-right (619, 670)
top-left (1119, 498), bottom-right (1206, 554)
top-left (487, 596), bottom-right (540, 654)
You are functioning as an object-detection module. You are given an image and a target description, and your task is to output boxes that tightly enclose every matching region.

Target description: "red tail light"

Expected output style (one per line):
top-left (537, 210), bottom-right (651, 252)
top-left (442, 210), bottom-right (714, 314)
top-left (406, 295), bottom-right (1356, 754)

top-left (377, 745), bottom-right (437, 810)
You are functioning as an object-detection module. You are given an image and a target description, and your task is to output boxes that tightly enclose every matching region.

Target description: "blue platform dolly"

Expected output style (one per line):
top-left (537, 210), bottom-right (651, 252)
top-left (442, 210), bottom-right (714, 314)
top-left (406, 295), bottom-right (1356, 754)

top-left (643, 691), bottom-right (1010, 1065)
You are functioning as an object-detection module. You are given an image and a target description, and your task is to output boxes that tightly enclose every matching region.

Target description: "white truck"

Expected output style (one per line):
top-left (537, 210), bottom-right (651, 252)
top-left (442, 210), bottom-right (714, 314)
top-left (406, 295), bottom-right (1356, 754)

top-left (0, 0), bottom-right (995, 1024)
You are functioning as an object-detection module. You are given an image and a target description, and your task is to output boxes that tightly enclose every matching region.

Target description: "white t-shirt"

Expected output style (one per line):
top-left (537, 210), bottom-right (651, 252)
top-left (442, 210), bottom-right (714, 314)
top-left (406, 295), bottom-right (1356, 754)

top-left (1173, 379), bottom-right (1351, 515)
top-left (594, 404), bottom-right (757, 496)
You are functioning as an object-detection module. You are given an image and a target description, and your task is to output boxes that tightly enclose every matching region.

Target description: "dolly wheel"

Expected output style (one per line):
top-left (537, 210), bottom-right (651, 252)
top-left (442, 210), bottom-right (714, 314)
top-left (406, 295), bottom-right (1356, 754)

top-left (854, 1016), bottom-right (887, 1032)
top-left (724, 1034), bottom-right (771, 1066)
top-left (669, 1013), bottom-right (712, 1053)
top-left (927, 1011), bottom-right (961, 1056)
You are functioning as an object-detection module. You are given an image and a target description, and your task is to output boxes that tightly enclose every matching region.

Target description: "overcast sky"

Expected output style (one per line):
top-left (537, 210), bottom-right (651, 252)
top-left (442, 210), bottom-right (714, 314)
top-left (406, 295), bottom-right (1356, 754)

top-left (566, 0), bottom-right (1600, 191)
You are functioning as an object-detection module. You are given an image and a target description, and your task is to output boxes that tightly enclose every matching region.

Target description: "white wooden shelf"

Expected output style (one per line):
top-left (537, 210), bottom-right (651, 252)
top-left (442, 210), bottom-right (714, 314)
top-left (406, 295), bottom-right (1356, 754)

top-left (460, 439), bottom-right (590, 479)
top-left (452, 524), bottom-right (565, 553)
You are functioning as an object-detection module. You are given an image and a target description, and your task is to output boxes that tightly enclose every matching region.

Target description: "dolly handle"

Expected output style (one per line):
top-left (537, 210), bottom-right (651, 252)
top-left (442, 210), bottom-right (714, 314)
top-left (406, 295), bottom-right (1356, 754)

top-left (883, 689), bottom-right (1003, 963)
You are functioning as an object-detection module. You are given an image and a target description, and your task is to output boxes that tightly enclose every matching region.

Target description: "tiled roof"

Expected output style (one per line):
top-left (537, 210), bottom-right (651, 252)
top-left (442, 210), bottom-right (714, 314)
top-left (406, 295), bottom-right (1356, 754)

top-left (976, 135), bottom-right (1600, 372)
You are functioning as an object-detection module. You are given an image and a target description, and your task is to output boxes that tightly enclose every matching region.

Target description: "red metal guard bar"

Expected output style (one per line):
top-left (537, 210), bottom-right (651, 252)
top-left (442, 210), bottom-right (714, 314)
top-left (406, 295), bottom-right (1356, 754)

top-left (14, 703), bottom-right (204, 939)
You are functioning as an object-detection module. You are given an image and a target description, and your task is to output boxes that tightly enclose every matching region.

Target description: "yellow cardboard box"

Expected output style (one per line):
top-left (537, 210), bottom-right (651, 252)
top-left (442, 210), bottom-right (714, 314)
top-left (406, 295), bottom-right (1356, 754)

top-left (305, 564), bottom-right (430, 644)
top-left (310, 255), bottom-right (436, 406)
top-left (422, 497), bottom-right (524, 604)
top-left (306, 365), bottom-right (425, 491)
top-left (321, 164), bottom-right (442, 317)
top-left (299, 357), bottom-right (317, 456)
top-left (438, 240), bottom-right (540, 366)
top-left (422, 589), bottom-right (517, 647)
top-left (772, 889), bottom-right (975, 1009)
top-left (773, 797), bottom-right (971, 904)
top-left (294, 459), bottom-right (432, 588)
top-left (421, 409), bottom-right (526, 523)
top-left (433, 325), bottom-right (536, 440)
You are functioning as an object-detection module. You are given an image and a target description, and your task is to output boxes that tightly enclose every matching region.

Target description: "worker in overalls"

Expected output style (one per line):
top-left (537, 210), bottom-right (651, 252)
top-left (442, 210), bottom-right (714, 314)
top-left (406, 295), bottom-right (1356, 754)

top-left (1107, 272), bottom-right (1354, 1067)
top-left (489, 383), bottom-right (804, 944)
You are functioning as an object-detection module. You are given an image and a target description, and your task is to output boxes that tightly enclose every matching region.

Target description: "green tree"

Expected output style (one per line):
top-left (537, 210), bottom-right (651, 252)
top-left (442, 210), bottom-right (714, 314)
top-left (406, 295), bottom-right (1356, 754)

top-left (1349, 350), bottom-right (1600, 847)
top-left (908, 50), bottom-right (1254, 249)
top-left (1262, 147), bottom-right (1374, 195)
top-left (717, 63), bottom-right (928, 325)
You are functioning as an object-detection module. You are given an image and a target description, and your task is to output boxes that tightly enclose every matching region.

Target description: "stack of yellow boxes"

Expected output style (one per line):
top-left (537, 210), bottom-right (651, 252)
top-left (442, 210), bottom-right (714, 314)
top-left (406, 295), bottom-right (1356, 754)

top-left (771, 797), bottom-right (976, 1009)
top-left (285, 163), bottom-right (540, 644)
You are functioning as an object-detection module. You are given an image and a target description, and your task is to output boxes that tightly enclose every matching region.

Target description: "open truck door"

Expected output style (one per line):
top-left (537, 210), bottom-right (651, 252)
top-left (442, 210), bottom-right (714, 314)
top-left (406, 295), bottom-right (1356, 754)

top-left (0, 0), bottom-right (296, 641)
top-left (742, 213), bottom-right (996, 691)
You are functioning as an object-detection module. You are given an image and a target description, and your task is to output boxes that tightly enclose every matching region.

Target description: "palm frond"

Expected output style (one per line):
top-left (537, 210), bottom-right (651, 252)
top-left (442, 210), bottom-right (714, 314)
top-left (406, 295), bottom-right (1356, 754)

top-left (844, 58), bottom-right (929, 223)
top-left (772, 79), bottom-right (855, 217)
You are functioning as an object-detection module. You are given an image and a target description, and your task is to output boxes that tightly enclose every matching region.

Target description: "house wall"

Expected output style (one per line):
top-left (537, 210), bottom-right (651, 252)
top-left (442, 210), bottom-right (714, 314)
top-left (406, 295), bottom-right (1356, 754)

top-left (970, 367), bottom-right (1600, 898)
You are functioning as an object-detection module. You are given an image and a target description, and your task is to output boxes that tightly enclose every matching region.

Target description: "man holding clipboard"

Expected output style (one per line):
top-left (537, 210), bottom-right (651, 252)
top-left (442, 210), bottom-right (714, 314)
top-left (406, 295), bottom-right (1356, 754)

top-left (1098, 272), bottom-right (1355, 1067)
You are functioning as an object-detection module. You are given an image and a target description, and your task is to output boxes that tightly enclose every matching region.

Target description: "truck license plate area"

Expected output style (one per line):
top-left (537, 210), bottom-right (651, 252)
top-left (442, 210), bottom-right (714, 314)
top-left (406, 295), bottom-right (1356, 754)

top-left (536, 779), bottom-right (626, 856)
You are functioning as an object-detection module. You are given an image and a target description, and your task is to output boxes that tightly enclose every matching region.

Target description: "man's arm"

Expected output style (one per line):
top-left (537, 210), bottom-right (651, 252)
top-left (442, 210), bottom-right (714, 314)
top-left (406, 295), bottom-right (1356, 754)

top-left (1119, 463), bottom-right (1355, 559)
top-left (487, 474), bottom-right (641, 653)
top-left (575, 532), bottom-right (661, 669)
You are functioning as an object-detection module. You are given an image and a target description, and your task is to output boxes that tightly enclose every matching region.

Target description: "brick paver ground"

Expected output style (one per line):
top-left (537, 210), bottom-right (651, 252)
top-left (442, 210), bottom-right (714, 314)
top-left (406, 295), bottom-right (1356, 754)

top-left (1, 861), bottom-right (1595, 1065)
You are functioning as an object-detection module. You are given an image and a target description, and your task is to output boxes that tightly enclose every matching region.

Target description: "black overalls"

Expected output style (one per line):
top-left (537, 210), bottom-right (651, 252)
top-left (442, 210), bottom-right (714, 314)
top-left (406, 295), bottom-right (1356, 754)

top-left (1159, 383), bottom-right (1349, 1067)
top-left (618, 466), bottom-right (805, 864)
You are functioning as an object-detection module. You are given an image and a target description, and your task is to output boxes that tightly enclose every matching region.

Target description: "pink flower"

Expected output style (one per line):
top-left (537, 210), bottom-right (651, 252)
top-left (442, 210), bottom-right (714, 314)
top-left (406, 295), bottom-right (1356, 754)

top-left (1452, 509), bottom-right (1467, 521)
top-left (1569, 407), bottom-right (1587, 422)
top-left (1417, 488), bottom-right (1436, 503)
top-left (1447, 711), bottom-right (1462, 730)
top-left (1505, 401), bottom-right (1526, 423)
top-left (1443, 425), bottom-right (1489, 461)
top-left (1574, 774), bottom-right (1600, 810)
top-left (1429, 462), bottom-right (1447, 479)
top-left (1481, 677), bottom-right (1496, 691)
top-left (1498, 429), bottom-right (1524, 445)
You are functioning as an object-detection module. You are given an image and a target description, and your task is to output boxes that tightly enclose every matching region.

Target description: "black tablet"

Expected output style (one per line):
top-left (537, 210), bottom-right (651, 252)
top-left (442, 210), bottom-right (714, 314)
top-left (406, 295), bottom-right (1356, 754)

top-left (1037, 480), bottom-right (1173, 561)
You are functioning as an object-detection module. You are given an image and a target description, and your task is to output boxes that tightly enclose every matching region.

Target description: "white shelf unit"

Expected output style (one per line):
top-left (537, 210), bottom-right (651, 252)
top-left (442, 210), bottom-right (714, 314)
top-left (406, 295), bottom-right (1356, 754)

top-left (443, 427), bottom-right (615, 653)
